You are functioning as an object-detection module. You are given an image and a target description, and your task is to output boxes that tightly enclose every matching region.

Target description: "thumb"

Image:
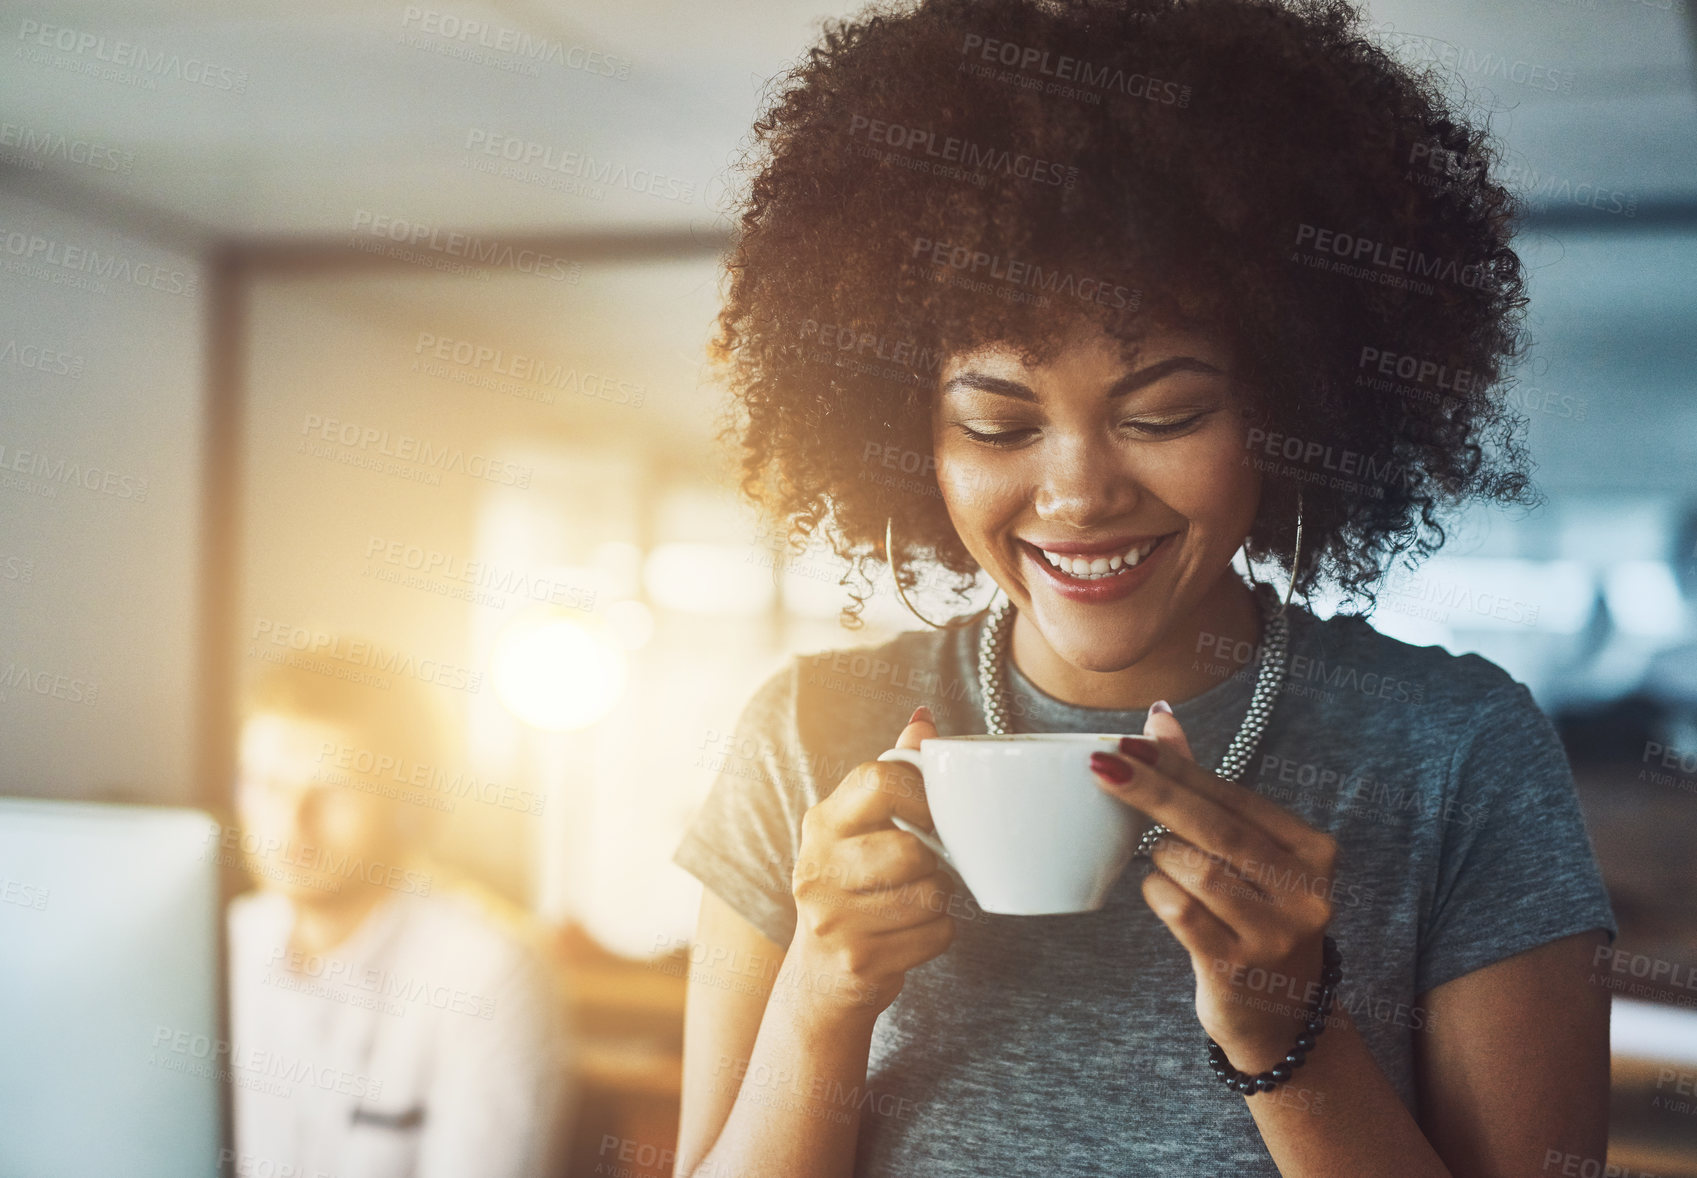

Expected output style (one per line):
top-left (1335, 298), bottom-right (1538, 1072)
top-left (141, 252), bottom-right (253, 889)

top-left (1143, 699), bottom-right (1195, 762)
top-left (896, 704), bottom-right (938, 750)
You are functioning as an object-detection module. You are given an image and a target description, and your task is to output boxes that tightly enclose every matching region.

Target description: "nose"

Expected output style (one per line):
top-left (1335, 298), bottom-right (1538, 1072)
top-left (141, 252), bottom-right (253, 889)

top-left (1031, 435), bottom-right (1141, 529)
top-left (290, 785), bottom-right (328, 840)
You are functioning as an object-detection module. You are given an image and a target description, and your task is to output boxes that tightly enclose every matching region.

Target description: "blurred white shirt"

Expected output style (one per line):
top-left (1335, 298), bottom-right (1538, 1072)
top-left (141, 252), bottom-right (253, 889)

top-left (227, 886), bottom-right (574, 1178)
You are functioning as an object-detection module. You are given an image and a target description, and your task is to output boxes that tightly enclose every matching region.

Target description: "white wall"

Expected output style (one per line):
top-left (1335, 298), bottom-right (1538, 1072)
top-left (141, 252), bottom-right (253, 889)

top-left (0, 191), bottom-right (203, 804)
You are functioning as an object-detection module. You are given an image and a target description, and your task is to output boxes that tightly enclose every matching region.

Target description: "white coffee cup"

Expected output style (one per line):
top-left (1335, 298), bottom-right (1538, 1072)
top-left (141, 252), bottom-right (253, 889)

top-left (875, 733), bottom-right (1150, 916)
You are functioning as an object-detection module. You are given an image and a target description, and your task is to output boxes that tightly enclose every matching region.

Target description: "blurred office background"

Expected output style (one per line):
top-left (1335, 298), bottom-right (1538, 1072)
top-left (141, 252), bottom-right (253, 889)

top-left (1, 1), bottom-right (1694, 1175)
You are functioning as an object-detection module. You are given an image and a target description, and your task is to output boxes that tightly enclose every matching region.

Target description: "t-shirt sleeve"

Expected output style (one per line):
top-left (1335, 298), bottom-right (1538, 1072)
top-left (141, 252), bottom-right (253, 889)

top-left (1415, 680), bottom-right (1619, 995)
top-left (671, 658), bottom-right (811, 949)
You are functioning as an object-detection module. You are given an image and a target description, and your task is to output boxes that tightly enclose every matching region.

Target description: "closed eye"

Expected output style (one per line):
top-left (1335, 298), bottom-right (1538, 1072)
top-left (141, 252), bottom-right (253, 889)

top-left (1126, 411), bottom-right (1210, 437)
top-left (955, 425), bottom-right (1035, 448)
top-left (955, 411), bottom-right (1211, 448)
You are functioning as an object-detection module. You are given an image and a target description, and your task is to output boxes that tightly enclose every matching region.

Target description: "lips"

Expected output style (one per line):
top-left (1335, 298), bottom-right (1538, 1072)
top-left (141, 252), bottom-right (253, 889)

top-left (1030, 536), bottom-right (1162, 579)
top-left (1018, 533), bottom-right (1175, 604)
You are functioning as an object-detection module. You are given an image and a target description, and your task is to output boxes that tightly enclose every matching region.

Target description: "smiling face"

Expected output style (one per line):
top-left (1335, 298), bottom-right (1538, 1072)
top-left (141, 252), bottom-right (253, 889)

top-left (931, 315), bottom-right (1263, 677)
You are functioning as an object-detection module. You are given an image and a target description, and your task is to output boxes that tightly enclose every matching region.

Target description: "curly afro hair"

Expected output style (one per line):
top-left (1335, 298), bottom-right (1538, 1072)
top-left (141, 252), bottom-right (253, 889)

top-left (710, 0), bottom-right (1538, 628)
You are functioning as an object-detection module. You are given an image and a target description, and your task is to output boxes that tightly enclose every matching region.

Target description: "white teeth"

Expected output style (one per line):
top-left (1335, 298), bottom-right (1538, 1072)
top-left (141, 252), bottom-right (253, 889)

top-left (1035, 538), bottom-right (1161, 579)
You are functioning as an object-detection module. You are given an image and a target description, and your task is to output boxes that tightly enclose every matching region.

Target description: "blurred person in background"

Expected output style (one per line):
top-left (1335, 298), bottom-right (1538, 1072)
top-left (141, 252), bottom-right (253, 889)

top-left (228, 642), bottom-right (575, 1177)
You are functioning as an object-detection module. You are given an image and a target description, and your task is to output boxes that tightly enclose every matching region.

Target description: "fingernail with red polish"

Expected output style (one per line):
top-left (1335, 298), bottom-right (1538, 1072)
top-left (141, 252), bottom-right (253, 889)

top-left (909, 705), bottom-right (933, 725)
top-left (1089, 751), bottom-right (1134, 783)
top-left (1119, 736), bottom-right (1160, 765)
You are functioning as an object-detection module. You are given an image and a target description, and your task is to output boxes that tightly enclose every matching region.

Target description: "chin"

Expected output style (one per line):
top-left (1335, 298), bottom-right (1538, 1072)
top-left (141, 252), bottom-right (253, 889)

top-left (1062, 643), bottom-right (1148, 675)
top-left (1036, 620), bottom-right (1155, 674)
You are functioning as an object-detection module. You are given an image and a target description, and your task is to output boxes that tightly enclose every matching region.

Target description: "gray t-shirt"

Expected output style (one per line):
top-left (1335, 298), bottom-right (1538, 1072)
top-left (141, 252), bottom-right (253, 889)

top-left (672, 599), bottom-right (1618, 1176)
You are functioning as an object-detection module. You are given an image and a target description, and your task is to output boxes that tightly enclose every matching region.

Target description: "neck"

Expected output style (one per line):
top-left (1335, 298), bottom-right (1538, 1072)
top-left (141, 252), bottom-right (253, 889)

top-left (1008, 572), bottom-right (1265, 711)
top-left (285, 884), bottom-right (391, 960)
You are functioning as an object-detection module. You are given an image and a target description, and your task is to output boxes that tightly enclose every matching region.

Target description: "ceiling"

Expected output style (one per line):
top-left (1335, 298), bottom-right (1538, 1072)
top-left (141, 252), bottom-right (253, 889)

top-left (2, 0), bottom-right (1693, 491)
top-left (0, 0), bottom-right (1691, 246)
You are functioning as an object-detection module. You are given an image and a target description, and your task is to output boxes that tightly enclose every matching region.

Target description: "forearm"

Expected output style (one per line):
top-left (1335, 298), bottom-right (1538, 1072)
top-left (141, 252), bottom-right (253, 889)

top-left (685, 948), bottom-right (880, 1178)
top-left (1230, 1005), bottom-right (1452, 1178)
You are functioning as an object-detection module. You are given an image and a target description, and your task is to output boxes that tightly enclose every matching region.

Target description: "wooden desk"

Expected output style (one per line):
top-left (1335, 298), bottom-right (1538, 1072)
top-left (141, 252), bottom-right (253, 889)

top-left (554, 924), bottom-right (688, 1178)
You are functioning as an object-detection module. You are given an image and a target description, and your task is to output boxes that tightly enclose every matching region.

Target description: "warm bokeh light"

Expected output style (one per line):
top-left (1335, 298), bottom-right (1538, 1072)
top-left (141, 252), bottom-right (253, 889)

top-left (603, 598), bottom-right (655, 650)
top-left (644, 541), bottom-right (775, 615)
top-left (491, 612), bottom-right (628, 732)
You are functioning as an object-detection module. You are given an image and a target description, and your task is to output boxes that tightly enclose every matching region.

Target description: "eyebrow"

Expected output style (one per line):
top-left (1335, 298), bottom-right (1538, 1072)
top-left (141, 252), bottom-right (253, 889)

top-left (940, 356), bottom-right (1225, 402)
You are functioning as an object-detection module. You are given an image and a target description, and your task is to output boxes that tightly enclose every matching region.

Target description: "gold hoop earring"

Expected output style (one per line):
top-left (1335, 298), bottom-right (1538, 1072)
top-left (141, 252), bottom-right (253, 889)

top-left (1241, 488), bottom-right (1305, 617)
top-left (885, 516), bottom-right (997, 630)
top-left (1278, 488), bottom-right (1305, 617)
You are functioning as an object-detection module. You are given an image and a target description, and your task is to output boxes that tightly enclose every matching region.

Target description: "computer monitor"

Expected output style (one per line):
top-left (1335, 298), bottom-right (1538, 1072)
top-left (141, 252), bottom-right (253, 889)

top-left (0, 797), bottom-right (226, 1178)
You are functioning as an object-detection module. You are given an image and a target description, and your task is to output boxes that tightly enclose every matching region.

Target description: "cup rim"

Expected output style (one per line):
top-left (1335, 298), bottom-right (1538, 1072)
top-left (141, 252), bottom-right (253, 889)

top-left (920, 733), bottom-right (1130, 743)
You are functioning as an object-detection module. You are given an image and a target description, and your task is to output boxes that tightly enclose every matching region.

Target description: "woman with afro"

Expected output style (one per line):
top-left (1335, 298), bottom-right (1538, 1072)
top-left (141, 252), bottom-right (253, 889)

top-left (669, 1), bottom-right (1618, 1173)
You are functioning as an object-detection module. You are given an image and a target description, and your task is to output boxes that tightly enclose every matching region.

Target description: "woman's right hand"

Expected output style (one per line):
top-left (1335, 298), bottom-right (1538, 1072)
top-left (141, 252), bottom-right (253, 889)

top-left (784, 705), bottom-right (959, 1028)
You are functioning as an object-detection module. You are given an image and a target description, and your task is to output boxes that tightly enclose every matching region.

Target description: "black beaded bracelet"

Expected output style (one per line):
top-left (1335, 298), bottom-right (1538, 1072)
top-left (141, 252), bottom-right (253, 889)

top-left (1207, 934), bottom-right (1342, 1095)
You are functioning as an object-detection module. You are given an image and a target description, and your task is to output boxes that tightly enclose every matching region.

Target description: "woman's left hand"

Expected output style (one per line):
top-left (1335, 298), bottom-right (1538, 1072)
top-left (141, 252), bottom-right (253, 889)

top-left (1088, 706), bottom-right (1341, 1076)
